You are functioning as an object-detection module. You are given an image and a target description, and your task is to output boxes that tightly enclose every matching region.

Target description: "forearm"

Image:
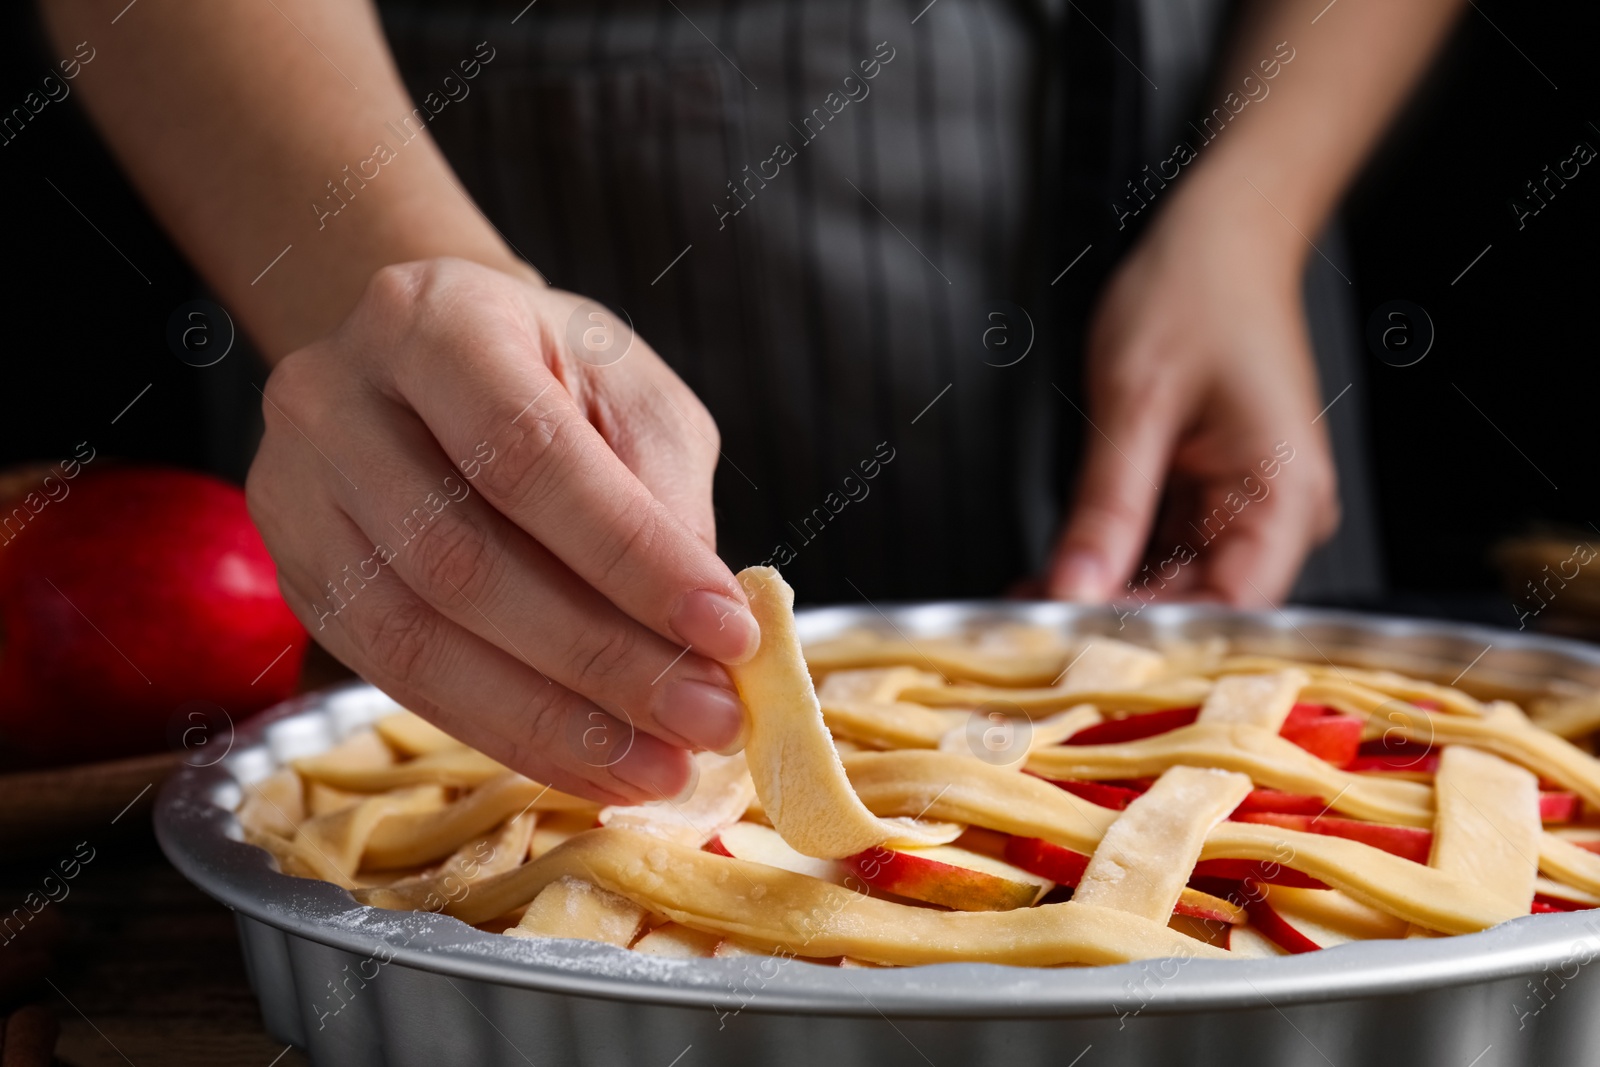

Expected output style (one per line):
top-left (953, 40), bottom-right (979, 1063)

top-left (1163, 0), bottom-right (1464, 265)
top-left (40, 0), bottom-right (532, 360)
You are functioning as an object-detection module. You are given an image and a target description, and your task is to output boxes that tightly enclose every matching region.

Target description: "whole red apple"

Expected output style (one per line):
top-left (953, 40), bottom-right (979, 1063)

top-left (0, 464), bottom-right (307, 766)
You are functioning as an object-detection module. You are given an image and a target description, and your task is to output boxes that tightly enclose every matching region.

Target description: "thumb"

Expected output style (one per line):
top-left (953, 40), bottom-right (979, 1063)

top-left (1047, 391), bottom-right (1177, 601)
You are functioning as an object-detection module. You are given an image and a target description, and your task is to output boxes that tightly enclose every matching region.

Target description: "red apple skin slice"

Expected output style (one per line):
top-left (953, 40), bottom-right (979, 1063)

top-left (1004, 835), bottom-right (1092, 885)
top-left (843, 846), bottom-right (1048, 912)
top-left (1541, 792), bottom-right (1581, 823)
top-left (1242, 897), bottom-right (1322, 955)
top-left (1190, 859), bottom-right (1327, 889)
top-left (1062, 707), bottom-right (1199, 746)
top-left (1532, 896), bottom-right (1595, 914)
top-left (1278, 705), bottom-right (1362, 767)
top-left (1348, 739), bottom-right (1438, 775)
top-left (1231, 788), bottom-right (1332, 816)
top-left (1003, 837), bottom-right (1243, 923)
top-left (1233, 812), bottom-right (1433, 864)
top-left (1040, 778), bottom-right (1145, 811)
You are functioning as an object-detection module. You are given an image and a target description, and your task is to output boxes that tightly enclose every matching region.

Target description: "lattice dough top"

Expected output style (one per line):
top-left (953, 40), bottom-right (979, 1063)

top-left (237, 567), bottom-right (1600, 967)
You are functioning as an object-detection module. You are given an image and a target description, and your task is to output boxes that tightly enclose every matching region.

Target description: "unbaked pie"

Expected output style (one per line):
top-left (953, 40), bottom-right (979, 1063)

top-left (237, 567), bottom-right (1600, 966)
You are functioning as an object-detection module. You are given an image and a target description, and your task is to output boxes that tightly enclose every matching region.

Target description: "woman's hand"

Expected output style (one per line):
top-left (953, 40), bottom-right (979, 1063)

top-left (248, 258), bottom-right (757, 805)
top-left (1046, 189), bottom-right (1341, 607)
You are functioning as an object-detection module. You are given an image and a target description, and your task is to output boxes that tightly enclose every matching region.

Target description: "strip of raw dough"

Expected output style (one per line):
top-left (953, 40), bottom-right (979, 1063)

top-left (294, 745), bottom-right (508, 792)
top-left (897, 678), bottom-right (1214, 716)
top-left (507, 875), bottom-right (646, 946)
top-left (933, 705), bottom-right (1103, 759)
top-left (373, 711), bottom-right (463, 757)
top-left (1059, 639), bottom-right (1167, 693)
top-left (1538, 834), bottom-right (1600, 897)
top-left (839, 750), bottom-right (1516, 934)
top-left (1355, 701), bottom-right (1600, 812)
top-left (599, 751), bottom-right (755, 847)
top-left (1428, 745), bottom-right (1541, 911)
top-left (728, 566), bottom-right (962, 858)
top-left (251, 785), bottom-right (447, 886)
top-left (802, 631), bottom-right (1070, 687)
top-left (1196, 670), bottom-right (1309, 731)
top-left (359, 828), bottom-right (1229, 965)
top-left (1025, 722), bottom-right (1435, 826)
top-left (1225, 659), bottom-right (1486, 718)
top-left (822, 700), bottom-right (972, 750)
top-left (1075, 767), bottom-right (1253, 922)
top-left (817, 667), bottom-right (946, 704)
top-left (363, 773), bottom-right (597, 869)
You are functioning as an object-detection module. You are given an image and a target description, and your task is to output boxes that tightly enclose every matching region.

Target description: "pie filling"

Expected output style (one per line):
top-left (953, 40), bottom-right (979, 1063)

top-left (237, 567), bottom-right (1600, 967)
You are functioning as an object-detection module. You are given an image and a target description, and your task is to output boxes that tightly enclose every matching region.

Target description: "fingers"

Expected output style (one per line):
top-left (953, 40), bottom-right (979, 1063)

top-left (368, 263), bottom-right (758, 664)
top-left (252, 461), bottom-right (697, 805)
top-left (329, 404), bottom-right (748, 755)
top-left (1189, 460), bottom-right (1340, 606)
top-left (1046, 385), bottom-right (1179, 602)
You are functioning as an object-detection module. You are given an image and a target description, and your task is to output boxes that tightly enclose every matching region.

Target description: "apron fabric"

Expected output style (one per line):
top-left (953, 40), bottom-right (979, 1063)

top-left (377, 0), bottom-right (1383, 604)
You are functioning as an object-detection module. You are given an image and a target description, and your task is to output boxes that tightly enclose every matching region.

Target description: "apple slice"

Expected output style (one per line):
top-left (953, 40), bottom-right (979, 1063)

top-left (1278, 705), bottom-right (1362, 767)
top-left (1347, 739), bottom-right (1438, 776)
top-left (1531, 876), bottom-right (1600, 913)
top-left (1040, 778), bottom-right (1146, 811)
top-left (844, 844), bottom-right (1051, 911)
top-left (707, 822), bottom-right (849, 884)
top-left (1541, 791), bottom-right (1581, 823)
top-left (632, 923), bottom-right (722, 958)
top-left (1063, 707), bottom-right (1199, 745)
top-left (1231, 788), bottom-right (1333, 816)
top-left (1003, 837), bottom-right (1244, 922)
top-left (1251, 886), bottom-right (1409, 951)
top-left (1190, 859), bottom-right (1327, 889)
top-left (1233, 811), bottom-right (1432, 864)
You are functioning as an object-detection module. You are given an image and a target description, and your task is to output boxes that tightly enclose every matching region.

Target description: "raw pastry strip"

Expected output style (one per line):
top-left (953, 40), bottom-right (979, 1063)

top-left (1025, 722), bottom-right (1435, 826)
top-left (1057, 639), bottom-right (1167, 693)
top-left (364, 772), bottom-right (596, 869)
top-left (1223, 658), bottom-right (1486, 718)
top-left (898, 678), bottom-right (1214, 716)
top-left (1360, 702), bottom-right (1600, 813)
top-left (255, 785), bottom-right (447, 887)
top-left (1075, 767), bottom-right (1253, 923)
top-left (817, 667), bottom-right (946, 705)
top-left (599, 751), bottom-right (755, 848)
top-left (1196, 671), bottom-right (1309, 732)
top-left (373, 711), bottom-right (463, 757)
top-left (358, 828), bottom-right (1229, 966)
top-left (821, 700), bottom-right (972, 750)
top-left (1428, 746), bottom-right (1541, 910)
top-left (727, 567), bottom-right (961, 858)
top-left (802, 632), bottom-right (1070, 687)
top-left (841, 751), bottom-right (1514, 934)
top-left (294, 745), bottom-right (508, 792)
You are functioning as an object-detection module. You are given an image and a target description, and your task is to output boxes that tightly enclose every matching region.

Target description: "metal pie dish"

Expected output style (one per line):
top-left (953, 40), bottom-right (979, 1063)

top-left (156, 604), bottom-right (1600, 1066)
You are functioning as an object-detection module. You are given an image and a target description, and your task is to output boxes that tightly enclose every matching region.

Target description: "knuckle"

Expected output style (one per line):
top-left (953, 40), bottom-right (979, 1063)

top-left (407, 510), bottom-right (498, 603)
top-left (363, 260), bottom-right (434, 317)
top-left (500, 686), bottom-right (581, 778)
top-left (350, 594), bottom-right (445, 682)
top-left (589, 500), bottom-right (660, 586)
top-left (564, 622), bottom-right (642, 694)
top-left (476, 406), bottom-right (581, 511)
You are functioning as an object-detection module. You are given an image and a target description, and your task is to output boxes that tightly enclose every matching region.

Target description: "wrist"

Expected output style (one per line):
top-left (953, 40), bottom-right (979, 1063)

top-left (1153, 161), bottom-right (1319, 282)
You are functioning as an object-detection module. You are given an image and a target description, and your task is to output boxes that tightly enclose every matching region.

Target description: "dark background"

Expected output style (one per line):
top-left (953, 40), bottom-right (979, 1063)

top-left (0, 1), bottom-right (1594, 620)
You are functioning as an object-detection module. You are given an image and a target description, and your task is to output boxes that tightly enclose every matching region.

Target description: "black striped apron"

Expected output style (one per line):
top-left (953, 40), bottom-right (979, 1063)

top-left (377, 0), bottom-right (1383, 604)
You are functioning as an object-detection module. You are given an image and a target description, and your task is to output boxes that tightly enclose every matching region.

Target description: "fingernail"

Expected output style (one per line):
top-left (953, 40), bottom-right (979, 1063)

top-left (1053, 551), bottom-right (1105, 602)
top-left (610, 744), bottom-right (698, 802)
top-left (653, 678), bottom-right (748, 753)
top-left (671, 590), bottom-right (760, 664)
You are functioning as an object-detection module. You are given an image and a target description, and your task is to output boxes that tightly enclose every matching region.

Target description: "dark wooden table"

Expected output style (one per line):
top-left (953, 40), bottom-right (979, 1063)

top-left (9, 829), bottom-right (310, 1067)
top-left (0, 650), bottom-right (359, 1067)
